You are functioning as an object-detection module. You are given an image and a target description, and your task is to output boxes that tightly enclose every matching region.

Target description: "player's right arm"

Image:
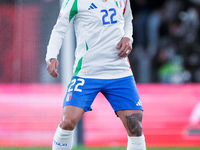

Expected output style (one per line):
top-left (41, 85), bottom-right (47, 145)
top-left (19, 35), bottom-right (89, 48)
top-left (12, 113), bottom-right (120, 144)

top-left (45, 0), bottom-right (77, 77)
top-left (47, 58), bottom-right (60, 78)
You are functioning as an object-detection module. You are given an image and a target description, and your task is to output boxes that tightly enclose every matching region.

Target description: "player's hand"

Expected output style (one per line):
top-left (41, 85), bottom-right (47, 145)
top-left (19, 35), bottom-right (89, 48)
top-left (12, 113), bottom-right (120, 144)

top-left (47, 58), bottom-right (60, 78)
top-left (116, 37), bottom-right (132, 58)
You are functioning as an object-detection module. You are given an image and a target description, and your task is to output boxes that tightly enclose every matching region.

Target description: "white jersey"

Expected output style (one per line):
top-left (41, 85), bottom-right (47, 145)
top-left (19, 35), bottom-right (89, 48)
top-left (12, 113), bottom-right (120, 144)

top-left (46, 0), bottom-right (133, 79)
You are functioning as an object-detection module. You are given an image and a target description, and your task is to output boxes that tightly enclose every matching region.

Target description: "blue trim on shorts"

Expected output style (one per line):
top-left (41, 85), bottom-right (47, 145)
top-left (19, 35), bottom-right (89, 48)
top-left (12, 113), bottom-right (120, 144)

top-left (63, 76), bottom-right (143, 112)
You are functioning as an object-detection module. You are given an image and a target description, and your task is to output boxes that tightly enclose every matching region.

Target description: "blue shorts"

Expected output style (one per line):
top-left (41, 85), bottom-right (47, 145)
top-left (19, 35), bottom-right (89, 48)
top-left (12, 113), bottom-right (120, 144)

top-left (63, 76), bottom-right (143, 112)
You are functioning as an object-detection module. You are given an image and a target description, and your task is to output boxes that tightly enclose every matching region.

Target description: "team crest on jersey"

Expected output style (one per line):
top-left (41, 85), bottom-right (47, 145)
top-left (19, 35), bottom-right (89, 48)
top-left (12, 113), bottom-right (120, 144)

top-left (102, 0), bottom-right (107, 2)
top-left (66, 92), bottom-right (72, 102)
top-left (114, 0), bottom-right (122, 7)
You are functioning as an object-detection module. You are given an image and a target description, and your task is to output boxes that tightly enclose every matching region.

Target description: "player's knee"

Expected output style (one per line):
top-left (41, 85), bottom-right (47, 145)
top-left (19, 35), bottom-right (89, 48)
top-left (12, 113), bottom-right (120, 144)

top-left (126, 113), bottom-right (143, 136)
top-left (131, 120), bottom-right (142, 136)
top-left (60, 118), bottom-right (76, 130)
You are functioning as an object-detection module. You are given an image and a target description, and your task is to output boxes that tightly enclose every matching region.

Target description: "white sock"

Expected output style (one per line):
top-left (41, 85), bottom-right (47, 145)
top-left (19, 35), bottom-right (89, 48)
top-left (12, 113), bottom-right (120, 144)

top-left (127, 134), bottom-right (146, 150)
top-left (52, 126), bottom-right (74, 150)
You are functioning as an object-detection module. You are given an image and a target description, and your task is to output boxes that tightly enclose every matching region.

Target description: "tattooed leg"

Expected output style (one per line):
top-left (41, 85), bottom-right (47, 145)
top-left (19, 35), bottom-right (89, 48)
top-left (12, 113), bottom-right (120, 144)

top-left (125, 113), bottom-right (143, 136)
top-left (116, 111), bottom-right (146, 149)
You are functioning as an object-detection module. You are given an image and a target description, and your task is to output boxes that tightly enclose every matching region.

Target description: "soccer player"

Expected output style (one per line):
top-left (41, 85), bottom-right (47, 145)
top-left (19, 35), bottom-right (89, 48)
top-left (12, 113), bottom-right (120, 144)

top-left (45, 0), bottom-right (146, 149)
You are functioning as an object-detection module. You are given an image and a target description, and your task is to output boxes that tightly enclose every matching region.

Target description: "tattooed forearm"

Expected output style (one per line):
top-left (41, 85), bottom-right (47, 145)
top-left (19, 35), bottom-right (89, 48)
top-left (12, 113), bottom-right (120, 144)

top-left (125, 113), bottom-right (143, 136)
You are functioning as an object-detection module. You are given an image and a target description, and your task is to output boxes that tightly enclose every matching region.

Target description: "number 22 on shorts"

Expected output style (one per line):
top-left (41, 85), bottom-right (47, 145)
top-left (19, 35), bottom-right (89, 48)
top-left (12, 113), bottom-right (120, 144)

top-left (68, 78), bottom-right (85, 92)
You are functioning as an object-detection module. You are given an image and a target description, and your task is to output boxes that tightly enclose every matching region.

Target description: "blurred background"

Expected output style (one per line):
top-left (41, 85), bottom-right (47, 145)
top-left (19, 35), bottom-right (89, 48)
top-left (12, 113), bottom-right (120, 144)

top-left (130, 0), bottom-right (200, 84)
top-left (0, 0), bottom-right (200, 148)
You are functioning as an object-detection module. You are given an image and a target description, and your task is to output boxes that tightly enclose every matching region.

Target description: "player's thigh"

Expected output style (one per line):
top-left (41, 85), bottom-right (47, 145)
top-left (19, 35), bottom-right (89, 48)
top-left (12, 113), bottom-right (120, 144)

top-left (102, 76), bottom-right (143, 112)
top-left (60, 105), bottom-right (85, 130)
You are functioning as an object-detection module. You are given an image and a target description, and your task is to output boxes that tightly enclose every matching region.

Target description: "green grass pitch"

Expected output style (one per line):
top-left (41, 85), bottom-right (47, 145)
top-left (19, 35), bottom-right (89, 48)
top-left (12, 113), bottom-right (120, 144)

top-left (0, 146), bottom-right (199, 150)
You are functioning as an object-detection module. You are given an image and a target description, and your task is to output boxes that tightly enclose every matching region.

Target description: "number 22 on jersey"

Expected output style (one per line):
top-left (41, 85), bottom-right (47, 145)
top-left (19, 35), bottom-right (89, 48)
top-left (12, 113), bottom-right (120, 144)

top-left (101, 8), bottom-right (117, 25)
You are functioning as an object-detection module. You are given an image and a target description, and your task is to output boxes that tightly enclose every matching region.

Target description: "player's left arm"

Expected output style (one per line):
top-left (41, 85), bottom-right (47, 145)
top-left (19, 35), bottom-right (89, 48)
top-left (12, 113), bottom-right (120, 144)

top-left (117, 0), bottom-right (133, 58)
